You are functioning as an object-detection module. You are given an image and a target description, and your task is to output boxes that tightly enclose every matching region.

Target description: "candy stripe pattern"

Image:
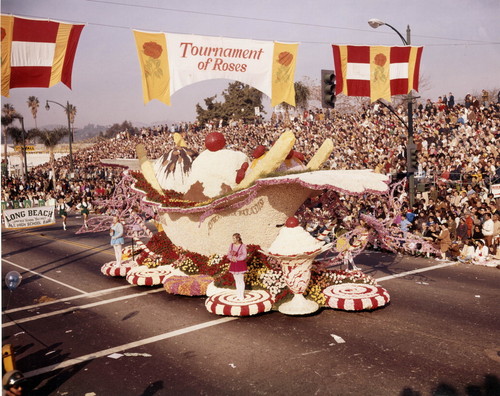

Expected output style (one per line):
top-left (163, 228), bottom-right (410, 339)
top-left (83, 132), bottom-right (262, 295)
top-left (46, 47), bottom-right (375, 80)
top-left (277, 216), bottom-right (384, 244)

top-left (126, 265), bottom-right (174, 286)
top-left (323, 283), bottom-right (390, 311)
top-left (205, 290), bottom-right (273, 316)
top-left (164, 274), bottom-right (214, 296)
top-left (100, 260), bottom-right (137, 277)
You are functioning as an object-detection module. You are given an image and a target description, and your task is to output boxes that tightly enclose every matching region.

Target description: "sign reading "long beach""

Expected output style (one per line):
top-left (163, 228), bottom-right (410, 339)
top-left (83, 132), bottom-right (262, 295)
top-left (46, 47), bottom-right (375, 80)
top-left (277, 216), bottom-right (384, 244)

top-left (3, 206), bottom-right (55, 229)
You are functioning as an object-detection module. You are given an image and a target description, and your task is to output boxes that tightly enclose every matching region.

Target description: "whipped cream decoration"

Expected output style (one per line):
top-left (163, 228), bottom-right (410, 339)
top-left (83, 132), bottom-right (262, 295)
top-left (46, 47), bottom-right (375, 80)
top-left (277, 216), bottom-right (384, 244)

top-left (268, 223), bottom-right (324, 255)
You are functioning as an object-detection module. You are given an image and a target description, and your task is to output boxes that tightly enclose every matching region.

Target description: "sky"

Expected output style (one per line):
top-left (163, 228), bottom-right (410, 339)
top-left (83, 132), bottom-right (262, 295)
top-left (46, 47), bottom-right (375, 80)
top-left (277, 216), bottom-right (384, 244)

top-left (1, 0), bottom-right (499, 130)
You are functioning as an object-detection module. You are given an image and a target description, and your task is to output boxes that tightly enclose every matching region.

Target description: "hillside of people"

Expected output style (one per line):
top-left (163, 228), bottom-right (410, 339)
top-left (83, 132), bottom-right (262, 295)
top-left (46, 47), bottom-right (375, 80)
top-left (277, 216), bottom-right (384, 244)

top-left (2, 94), bottom-right (499, 264)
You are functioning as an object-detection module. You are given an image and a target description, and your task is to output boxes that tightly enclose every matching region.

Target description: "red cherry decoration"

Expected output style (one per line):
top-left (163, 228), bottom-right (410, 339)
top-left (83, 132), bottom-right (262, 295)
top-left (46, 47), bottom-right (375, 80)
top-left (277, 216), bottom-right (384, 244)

top-left (235, 168), bottom-right (246, 184)
top-left (252, 145), bottom-right (266, 159)
top-left (286, 149), bottom-right (294, 160)
top-left (241, 162), bottom-right (249, 171)
top-left (205, 132), bottom-right (226, 152)
top-left (285, 217), bottom-right (299, 228)
top-left (293, 151), bottom-right (305, 162)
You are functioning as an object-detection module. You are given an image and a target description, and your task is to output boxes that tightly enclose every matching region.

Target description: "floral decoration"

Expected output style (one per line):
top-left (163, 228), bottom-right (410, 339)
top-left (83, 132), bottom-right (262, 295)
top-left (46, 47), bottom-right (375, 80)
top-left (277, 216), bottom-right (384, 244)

top-left (143, 41), bottom-right (163, 80)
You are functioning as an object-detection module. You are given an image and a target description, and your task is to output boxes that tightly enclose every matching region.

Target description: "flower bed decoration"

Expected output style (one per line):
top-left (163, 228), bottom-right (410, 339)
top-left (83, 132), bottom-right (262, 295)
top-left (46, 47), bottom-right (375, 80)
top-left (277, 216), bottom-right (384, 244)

top-left (163, 274), bottom-right (214, 296)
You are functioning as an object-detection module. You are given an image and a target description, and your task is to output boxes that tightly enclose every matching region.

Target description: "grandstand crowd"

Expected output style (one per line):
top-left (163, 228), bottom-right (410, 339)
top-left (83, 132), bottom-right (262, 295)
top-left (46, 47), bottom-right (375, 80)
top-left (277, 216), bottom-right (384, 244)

top-left (2, 93), bottom-right (500, 263)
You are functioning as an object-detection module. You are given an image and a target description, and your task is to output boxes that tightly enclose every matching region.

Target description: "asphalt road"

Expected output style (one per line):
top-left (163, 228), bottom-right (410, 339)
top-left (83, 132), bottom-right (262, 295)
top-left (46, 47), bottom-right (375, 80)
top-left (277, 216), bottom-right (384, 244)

top-left (2, 216), bottom-right (500, 396)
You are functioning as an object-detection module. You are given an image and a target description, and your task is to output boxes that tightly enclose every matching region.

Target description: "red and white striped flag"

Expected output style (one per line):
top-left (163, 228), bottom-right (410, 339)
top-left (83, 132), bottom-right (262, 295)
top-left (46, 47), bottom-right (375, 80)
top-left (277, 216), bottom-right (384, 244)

top-left (332, 45), bottom-right (423, 102)
top-left (1, 15), bottom-right (84, 97)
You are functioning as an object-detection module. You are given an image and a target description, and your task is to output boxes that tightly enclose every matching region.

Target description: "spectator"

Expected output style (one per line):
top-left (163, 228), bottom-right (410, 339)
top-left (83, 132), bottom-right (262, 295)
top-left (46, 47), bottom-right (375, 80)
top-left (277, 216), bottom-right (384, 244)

top-left (481, 212), bottom-right (494, 252)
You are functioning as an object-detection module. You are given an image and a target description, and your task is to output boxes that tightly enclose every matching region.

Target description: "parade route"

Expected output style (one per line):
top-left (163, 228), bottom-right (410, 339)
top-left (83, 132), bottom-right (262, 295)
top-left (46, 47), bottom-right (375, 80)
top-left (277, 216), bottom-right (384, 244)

top-left (2, 221), bottom-right (499, 395)
top-left (4, 254), bottom-right (458, 378)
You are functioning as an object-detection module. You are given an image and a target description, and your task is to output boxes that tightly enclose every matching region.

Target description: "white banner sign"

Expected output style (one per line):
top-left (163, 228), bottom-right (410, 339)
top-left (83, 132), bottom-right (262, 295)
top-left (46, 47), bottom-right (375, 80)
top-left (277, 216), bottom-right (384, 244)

top-left (134, 30), bottom-right (298, 107)
top-left (491, 184), bottom-right (500, 198)
top-left (3, 206), bottom-right (55, 229)
top-left (167, 34), bottom-right (274, 97)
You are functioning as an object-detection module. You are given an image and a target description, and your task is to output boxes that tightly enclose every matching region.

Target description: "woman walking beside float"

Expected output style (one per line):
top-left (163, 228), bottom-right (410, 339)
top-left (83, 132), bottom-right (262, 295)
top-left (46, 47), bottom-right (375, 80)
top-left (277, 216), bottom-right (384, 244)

top-left (227, 233), bottom-right (247, 300)
top-left (110, 216), bottom-right (125, 267)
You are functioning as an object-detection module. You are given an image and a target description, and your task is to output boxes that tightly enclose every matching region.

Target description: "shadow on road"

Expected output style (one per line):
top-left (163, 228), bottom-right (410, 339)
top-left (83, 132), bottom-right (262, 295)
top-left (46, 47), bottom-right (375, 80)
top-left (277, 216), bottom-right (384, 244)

top-left (139, 380), bottom-right (164, 396)
top-left (400, 374), bottom-right (500, 396)
top-left (24, 362), bottom-right (90, 395)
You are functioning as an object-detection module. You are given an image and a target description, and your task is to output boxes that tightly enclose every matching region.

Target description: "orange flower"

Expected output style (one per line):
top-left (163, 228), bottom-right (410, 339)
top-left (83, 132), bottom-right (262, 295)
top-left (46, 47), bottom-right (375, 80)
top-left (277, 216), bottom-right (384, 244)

top-left (277, 51), bottom-right (293, 67)
top-left (374, 53), bottom-right (387, 67)
top-left (143, 41), bottom-right (163, 59)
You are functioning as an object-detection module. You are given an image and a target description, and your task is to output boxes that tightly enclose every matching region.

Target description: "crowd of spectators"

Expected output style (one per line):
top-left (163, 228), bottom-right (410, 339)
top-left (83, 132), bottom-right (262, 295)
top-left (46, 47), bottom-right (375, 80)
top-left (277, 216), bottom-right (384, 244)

top-left (2, 92), bottom-right (499, 262)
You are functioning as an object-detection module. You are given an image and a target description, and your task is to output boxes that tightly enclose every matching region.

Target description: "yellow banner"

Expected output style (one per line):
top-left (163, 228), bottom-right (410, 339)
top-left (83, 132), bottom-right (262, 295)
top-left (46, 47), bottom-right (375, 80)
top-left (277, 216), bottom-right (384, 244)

top-left (1, 15), bottom-right (14, 97)
top-left (370, 46), bottom-right (391, 102)
top-left (133, 30), bottom-right (170, 105)
top-left (50, 23), bottom-right (73, 87)
top-left (271, 43), bottom-right (298, 107)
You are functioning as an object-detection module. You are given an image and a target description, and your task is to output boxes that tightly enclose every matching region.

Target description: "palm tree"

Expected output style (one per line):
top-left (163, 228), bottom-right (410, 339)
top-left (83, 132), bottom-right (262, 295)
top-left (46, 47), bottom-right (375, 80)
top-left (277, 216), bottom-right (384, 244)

top-left (2, 104), bottom-right (19, 174)
top-left (66, 104), bottom-right (77, 143)
top-left (34, 127), bottom-right (68, 187)
top-left (6, 126), bottom-right (37, 178)
top-left (27, 96), bottom-right (40, 129)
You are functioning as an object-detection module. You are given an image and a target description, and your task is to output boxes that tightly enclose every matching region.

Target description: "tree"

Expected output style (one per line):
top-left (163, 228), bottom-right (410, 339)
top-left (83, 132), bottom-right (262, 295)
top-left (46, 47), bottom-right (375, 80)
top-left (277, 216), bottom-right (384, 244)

top-left (27, 96), bottom-right (39, 129)
top-left (6, 125), bottom-right (37, 178)
top-left (103, 121), bottom-right (138, 139)
top-left (293, 81), bottom-right (311, 111)
top-left (2, 103), bottom-right (18, 170)
top-left (34, 127), bottom-right (68, 187)
top-left (195, 95), bottom-right (225, 127)
top-left (196, 82), bottom-right (264, 126)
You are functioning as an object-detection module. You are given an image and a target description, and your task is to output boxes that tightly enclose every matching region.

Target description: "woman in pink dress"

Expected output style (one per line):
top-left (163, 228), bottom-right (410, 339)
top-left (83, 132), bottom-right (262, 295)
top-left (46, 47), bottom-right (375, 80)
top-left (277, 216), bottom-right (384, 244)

top-left (227, 233), bottom-right (247, 300)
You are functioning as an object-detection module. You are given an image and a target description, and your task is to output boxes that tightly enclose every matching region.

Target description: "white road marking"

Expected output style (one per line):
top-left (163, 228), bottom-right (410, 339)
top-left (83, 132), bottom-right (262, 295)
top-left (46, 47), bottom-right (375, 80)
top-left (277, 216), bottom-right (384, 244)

top-left (376, 261), bottom-right (457, 282)
top-left (2, 258), bottom-right (87, 294)
top-left (3, 284), bottom-right (136, 314)
top-left (2, 288), bottom-right (164, 328)
top-left (23, 317), bottom-right (238, 378)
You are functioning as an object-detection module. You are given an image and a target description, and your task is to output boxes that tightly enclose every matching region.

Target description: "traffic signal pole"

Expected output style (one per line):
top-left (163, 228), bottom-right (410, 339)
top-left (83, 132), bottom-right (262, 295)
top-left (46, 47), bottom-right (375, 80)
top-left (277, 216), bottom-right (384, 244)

top-left (321, 70), bottom-right (336, 109)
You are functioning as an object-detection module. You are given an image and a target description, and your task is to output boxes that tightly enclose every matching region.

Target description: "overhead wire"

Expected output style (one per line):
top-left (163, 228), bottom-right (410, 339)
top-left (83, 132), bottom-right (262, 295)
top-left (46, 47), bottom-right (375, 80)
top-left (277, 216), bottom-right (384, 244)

top-left (83, 0), bottom-right (499, 45)
top-left (4, 2), bottom-right (499, 47)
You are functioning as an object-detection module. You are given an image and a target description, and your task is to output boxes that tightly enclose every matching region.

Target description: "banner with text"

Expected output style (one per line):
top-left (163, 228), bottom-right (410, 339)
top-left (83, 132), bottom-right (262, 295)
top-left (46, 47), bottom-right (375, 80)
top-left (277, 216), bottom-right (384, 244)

top-left (133, 31), bottom-right (298, 107)
top-left (3, 206), bottom-right (55, 229)
top-left (491, 184), bottom-right (500, 198)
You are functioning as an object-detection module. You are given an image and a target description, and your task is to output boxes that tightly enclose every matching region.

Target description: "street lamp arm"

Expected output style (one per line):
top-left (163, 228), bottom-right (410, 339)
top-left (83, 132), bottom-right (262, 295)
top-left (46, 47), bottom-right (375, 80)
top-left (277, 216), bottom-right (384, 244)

top-left (368, 19), bottom-right (408, 45)
top-left (376, 100), bottom-right (409, 131)
top-left (45, 99), bottom-right (66, 111)
top-left (381, 22), bottom-right (408, 45)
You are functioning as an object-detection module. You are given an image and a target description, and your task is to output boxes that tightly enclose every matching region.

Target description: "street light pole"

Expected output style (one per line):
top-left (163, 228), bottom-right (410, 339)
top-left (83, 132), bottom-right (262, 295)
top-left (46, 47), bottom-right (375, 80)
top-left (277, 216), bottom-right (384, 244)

top-left (368, 19), bottom-right (415, 207)
top-left (46, 100), bottom-right (74, 172)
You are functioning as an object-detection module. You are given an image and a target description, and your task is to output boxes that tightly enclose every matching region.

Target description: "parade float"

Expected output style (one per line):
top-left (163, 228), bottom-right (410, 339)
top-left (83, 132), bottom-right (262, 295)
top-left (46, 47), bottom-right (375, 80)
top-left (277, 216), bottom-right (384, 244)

top-left (79, 129), bottom-right (438, 316)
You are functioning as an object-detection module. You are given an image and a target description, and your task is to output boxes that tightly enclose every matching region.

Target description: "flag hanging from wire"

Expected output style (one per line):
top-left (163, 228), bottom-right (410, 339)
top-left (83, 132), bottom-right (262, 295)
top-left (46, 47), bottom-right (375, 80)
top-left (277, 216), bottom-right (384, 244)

top-left (332, 45), bottom-right (423, 102)
top-left (133, 30), bottom-right (298, 107)
top-left (1, 15), bottom-right (85, 97)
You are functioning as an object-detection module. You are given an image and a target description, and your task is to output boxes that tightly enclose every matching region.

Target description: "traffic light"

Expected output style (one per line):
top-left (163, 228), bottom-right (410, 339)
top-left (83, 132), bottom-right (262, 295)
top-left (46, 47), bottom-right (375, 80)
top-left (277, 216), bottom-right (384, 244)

top-left (321, 69), bottom-right (336, 108)
top-left (407, 143), bottom-right (418, 172)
